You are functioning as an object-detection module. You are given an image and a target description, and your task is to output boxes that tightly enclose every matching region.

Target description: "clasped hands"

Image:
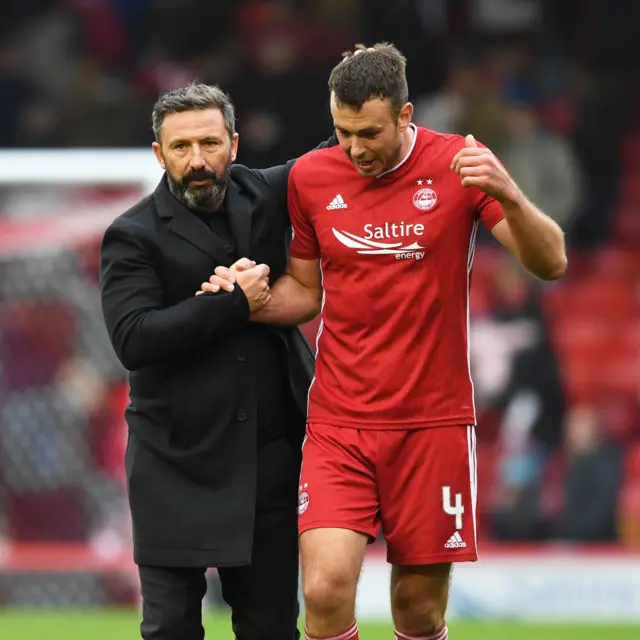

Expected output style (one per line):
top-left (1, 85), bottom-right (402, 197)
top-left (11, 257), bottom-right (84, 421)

top-left (196, 258), bottom-right (271, 312)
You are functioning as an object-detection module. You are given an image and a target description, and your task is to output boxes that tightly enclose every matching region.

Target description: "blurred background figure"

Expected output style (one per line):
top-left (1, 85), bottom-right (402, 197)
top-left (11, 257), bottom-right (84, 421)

top-left (414, 51), bottom-right (508, 152)
top-left (471, 256), bottom-right (565, 542)
top-left (498, 87), bottom-right (582, 231)
top-left (557, 404), bottom-right (622, 542)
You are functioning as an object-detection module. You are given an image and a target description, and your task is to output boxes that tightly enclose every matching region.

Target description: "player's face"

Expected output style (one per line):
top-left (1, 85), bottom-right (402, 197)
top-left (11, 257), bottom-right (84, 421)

top-left (153, 108), bottom-right (239, 212)
top-left (331, 93), bottom-right (413, 177)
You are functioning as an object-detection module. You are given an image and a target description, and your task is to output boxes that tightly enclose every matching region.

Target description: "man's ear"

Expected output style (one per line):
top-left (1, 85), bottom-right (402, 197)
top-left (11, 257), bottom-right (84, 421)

top-left (152, 142), bottom-right (166, 169)
top-left (398, 102), bottom-right (414, 133)
top-left (231, 132), bottom-right (239, 163)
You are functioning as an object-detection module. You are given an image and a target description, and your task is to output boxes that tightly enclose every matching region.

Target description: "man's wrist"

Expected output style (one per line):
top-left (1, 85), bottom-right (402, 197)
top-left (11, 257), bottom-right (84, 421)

top-left (249, 302), bottom-right (269, 323)
top-left (501, 187), bottom-right (526, 213)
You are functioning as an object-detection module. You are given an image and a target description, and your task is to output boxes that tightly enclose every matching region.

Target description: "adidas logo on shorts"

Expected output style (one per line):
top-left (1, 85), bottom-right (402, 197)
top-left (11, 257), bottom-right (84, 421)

top-left (444, 531), bottom-right (467, 549)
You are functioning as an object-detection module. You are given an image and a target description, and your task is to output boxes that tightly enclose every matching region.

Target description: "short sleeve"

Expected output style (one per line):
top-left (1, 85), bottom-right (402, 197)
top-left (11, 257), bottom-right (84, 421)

top-left (476, 192), bottom-right (504, 231)
top-left (288, 168), bottom-right (321, 259)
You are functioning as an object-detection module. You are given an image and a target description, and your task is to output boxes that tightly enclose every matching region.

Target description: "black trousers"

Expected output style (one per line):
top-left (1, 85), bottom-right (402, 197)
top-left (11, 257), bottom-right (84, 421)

top-left (138, 437), bottom-right (301, 640)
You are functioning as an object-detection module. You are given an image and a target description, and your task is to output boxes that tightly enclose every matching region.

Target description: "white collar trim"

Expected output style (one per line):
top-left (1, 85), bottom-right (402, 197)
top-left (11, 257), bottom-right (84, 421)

top-left (376, 123), bottom-right (417, 178)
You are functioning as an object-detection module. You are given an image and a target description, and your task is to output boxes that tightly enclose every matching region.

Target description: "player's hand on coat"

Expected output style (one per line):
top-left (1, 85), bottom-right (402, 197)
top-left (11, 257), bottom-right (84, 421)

top-left (197, 259), bottom-right (271, 312)
top-left (451, 134), bottom-right (520, 204)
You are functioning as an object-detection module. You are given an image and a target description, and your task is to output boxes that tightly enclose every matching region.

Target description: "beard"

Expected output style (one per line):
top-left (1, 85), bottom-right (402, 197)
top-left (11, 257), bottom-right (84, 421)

top-left (166, 156), bottom-right (232, 213)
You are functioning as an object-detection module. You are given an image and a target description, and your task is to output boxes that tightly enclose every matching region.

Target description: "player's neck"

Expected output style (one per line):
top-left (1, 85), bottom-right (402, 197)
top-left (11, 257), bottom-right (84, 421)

top-left (398, 125), bottom-right (415, 164)
top-left (381, 124), bottom-right (416, 177)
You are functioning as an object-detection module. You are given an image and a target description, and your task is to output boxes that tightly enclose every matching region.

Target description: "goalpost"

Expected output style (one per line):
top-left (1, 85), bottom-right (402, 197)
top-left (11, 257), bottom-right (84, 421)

top-left (0, 149), bottom-right (162, 256)
top-left (0, 149), bottom-right (161, 187)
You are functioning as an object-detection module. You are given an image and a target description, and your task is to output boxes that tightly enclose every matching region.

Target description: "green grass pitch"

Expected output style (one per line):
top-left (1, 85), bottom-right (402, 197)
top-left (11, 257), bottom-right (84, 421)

top-left (0, 611), bottom-right (638, 640)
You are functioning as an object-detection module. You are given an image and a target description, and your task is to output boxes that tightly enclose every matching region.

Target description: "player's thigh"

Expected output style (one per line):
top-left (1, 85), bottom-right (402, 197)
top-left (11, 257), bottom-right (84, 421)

top-left (379, 425), bottom-right (478, 565)
top-left (298, 423), bottom-right (379, 541)
top-left (300, 526), bottom-right (369, 607)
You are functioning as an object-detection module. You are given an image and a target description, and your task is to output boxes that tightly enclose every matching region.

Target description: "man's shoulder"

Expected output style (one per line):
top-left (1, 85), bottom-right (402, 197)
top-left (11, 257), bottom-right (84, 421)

top-left (106, 193), bottom-right (155, 237)
top-left (230, 163), bottom-right (261, 181)
top-left (417, 126), bottom-right (495, 155)
top-left (229, 162), bottom-right (284, 197)
top-left (418, 126), bottom-right (468, 153)
top-left (289, 146), bottom-right (346, 188)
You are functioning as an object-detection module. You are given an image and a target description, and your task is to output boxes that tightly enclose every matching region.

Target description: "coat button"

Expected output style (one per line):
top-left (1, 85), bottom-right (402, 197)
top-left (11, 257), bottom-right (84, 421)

top-left (224, 243), bottom-right (233, 253)
top-left (236, 353), bottom-right (246, 362)
top-left (236, 409), bottom-right (247, 421)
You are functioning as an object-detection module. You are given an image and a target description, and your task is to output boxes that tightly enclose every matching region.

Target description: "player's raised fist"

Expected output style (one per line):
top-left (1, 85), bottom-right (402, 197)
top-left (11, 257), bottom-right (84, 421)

top-left (451, 135), bottom-right (520, 204)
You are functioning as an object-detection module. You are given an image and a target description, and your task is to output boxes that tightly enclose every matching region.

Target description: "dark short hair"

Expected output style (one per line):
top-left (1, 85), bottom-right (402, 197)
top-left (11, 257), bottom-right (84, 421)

top-left (152, 82), bottom-right (236, 142)
top-left (328, 43), bottom-right (409, 119)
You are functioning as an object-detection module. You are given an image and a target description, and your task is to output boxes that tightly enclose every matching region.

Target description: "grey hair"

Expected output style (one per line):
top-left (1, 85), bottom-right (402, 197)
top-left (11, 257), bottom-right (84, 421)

top-left (152, 83), bottom-right (236, 142)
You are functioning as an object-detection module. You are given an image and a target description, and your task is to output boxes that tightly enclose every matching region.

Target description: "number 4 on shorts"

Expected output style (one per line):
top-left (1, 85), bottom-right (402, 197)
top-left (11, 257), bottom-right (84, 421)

top-left (442, 486), bottom-right (464, 530)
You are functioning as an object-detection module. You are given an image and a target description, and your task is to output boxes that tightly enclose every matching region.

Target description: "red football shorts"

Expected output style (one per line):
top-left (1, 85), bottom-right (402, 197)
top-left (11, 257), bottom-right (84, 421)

top-left (297, 423), bottom-right (478, 565)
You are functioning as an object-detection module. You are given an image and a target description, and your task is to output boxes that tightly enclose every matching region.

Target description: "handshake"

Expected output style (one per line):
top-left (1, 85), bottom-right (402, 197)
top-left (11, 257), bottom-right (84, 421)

top-left (196, 258), bottom-right (271, 312)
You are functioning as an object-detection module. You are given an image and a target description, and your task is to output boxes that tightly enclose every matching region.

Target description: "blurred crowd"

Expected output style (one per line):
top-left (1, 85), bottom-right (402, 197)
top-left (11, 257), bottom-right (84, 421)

top-left (1, 0), bottom-right (638, 244)
top-left (0, 0), bottom-right (639, 578)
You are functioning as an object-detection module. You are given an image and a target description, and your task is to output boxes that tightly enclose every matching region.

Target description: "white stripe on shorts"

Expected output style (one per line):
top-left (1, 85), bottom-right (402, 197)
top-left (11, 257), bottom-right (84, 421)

top-left (466, 425), bottom-right (477, 551)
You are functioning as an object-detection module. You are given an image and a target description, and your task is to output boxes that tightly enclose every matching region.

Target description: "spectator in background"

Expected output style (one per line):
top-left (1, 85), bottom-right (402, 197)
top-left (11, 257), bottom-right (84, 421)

top-left (472, 256), bottom-right (565, 452)
top-left (414, 52), bottom-right (507, 151)
top-left (558, 405), bottom-right (622, 542)
top-left (231, 0), bottom-right (351, 167)
top-left (0, 40), bottom-right (35, 147)
top-left (471, 256), bottom-right (565, 541)
top-left (0, 38), bottom-right (62, 147)
top-left (498, 85), bottom-right (582, 230)
top-left (468, 0), bottom-right (541, 35)
top-left (413, 56), bottom-right (479, 135)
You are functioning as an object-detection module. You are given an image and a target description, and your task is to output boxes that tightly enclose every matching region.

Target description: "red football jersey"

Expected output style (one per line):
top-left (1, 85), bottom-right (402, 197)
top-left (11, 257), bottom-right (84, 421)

top-left (288, 126), bottom-right (504, 429)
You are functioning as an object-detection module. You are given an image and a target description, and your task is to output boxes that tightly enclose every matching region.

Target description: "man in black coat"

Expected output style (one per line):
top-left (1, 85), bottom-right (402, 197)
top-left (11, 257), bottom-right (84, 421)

top-left (99, 83), bottom-right (330, 640)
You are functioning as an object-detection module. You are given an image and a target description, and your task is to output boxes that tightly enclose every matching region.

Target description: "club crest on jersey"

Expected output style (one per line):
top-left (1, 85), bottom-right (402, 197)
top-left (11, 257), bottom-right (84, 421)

top-left (413, 187), bottom-right (438, 211)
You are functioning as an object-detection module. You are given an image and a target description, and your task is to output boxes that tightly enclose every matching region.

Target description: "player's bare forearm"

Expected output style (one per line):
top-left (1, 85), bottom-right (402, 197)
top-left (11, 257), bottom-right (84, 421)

top-left (250, 272), bottom-right (322, 326)
top-left (497, 191), bottom-right (567, 281)
top-left (452, 134), bottom-right (567, 281)
top-left (200, 256), bottom-right (322, 326)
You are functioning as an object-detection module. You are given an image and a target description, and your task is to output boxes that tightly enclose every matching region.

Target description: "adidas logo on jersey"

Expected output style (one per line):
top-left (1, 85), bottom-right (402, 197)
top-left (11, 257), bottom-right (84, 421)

top-left (327, 194), bottom-right (348, 210)
top-left (444, 531), bottom-right (467, 549)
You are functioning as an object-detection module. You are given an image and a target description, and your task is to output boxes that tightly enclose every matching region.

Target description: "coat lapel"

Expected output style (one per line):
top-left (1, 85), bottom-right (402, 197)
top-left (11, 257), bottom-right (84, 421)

top-left (225, 180), bottom-right (252, 260)
top-left (153, 176), bottom-right (232, 264)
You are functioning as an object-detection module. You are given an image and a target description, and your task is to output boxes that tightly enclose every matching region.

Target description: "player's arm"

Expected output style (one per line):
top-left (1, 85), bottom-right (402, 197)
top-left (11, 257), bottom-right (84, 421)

top-left (453, 134), bottom-right (567, 281)
top-left (249, 133), bottom-right (339, 200)
top-left (200, 257), bottom-right (322, 326)
top-left (200, 164), bottom-right (323, 325)
top-left (490, 203), bottom-right (566, 281)
top-left (253, 162), bottom-right (324, 324)
top-left (249, 257), bottom-right (322, 326)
